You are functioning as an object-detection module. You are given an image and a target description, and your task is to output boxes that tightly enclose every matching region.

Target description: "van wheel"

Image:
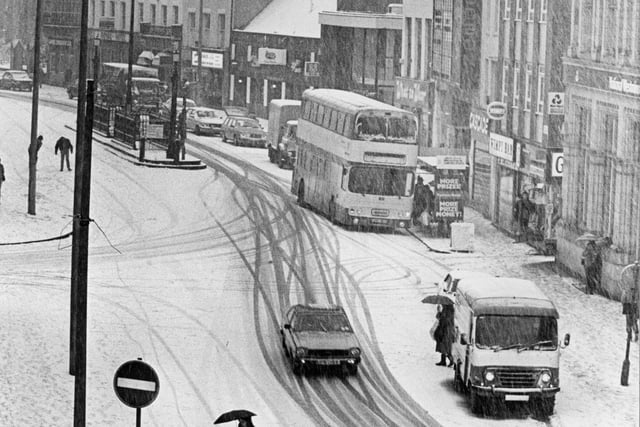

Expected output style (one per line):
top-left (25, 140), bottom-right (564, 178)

top-left (329, 199), bottom-right (338, 224)
top-left (268, 147), bottom-right (275, 163)
top-left (297, 182), bottom-right (306, 208)
top-left (277, 156), bottom-right (285, 169)
top-left (470, 390), bottom-right (485, 415)
top-left (533, 396), bottom-right (555, 418)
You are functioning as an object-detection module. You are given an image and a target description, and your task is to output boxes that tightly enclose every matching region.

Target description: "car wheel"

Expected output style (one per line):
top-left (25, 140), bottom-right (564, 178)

top-left (195, 125), bottom-right (201, 135)
top-left (68, 92), bottom-right (73, 99)
top-left (234, 136), bottom-right (239, 146)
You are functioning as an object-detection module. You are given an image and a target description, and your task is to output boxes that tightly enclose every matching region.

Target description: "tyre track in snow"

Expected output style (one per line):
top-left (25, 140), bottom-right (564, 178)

top-left (191, 140), bottom-right (439, 426)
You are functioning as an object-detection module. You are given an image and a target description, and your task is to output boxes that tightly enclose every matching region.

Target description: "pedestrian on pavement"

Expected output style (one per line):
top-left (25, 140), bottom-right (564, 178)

top-left (29, 135), bottom-right (43, 163)
top-left (433, 304), bottom-right (455, 367)
top-left (581, 241), bottom-right (602, 295)
top-left (622, 286), bottom-right (639, 341)
top-left (0, 157), bottom-right (5, 202)
top-left (412, 176), bottom-right (428, 226)
top-left (513, 191), bottom-right (535, 242)
top-left (54, 136), bottom-right (73, 171)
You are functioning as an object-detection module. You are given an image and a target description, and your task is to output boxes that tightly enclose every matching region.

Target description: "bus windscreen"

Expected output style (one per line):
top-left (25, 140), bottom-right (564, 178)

top-left (347, 166), bottom-right (414, 197)
top-left (355, 113), bottom-right (417, 144)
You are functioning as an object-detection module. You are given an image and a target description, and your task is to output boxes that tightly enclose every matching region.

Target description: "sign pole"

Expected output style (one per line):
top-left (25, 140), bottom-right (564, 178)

top-left (136, 408), bottom-right (141, 427)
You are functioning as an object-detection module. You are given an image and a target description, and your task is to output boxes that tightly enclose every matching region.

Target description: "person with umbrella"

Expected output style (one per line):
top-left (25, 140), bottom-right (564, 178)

top-left (214, 409), bottom-right (256, 426)
top-left (433, 304), bottom-right (455, 367)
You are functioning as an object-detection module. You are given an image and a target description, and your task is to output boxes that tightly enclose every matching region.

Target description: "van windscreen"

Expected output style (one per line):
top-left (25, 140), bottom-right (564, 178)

top-left (475, 316), bottom-right (558, 351)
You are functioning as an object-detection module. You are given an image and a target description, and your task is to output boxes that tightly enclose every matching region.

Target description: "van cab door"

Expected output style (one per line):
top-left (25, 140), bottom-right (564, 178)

top-left (452, 297), bottom-right (473, 382)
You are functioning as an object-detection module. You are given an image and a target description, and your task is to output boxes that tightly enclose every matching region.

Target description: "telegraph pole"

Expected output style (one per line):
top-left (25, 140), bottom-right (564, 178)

top-left (197, 0), bottom-right (203, 104)
top-left (27, 0), bottom-right (42, 215)
top-left (126, 0), bottom-right (135, 111)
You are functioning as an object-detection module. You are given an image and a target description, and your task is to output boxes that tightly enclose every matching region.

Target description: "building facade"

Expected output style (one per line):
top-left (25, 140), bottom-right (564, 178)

top-left (319, 4), bottom-right (403, 105)
top-left (558, 0), bottom-right (640, 298)
top-left (398, 0), bottom-right (482, 156)
top-left (228, 0), bottom-right (335, 117)
top-left (468, 0), bottom-right (569, 253)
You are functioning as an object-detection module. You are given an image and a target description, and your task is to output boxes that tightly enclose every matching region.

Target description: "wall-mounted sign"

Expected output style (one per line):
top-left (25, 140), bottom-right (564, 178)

top-left (548, 92), bottom-right (565, 115)
top-left (486, 101), bottom-right (507, 120)
top-left (469, 110), bottom-right (489, 136)
top-left (551, 152), bottom-right (563, 177)
top-left (394, 77), bottom-right (431, 108)
top-left (436, 155), bottom-right (467, 170)
top-left (304, 61), bottom-right (319, 77)
top-left (257, 48), bottom-right (287, 66)
top-left (48, 39), bottom-right (73, 47)
top-left (435, 196), bottom-right (464, 220)
top-left (489, 133), bottom-right (514, 162)
top-left (191, 51), bottom-right (223, 69)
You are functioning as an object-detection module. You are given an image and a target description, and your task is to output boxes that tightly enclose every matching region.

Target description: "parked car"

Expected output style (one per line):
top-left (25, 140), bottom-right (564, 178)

top-left (220, 116), bottom-right (266, 147)
top-left (0, 70), bottom-right (33, 91)
top-left (160, 97), bottom-right (197, 118)
top-left (186, 107), bottom-right (226, 135)
top-left (280, 304), bottom-right (362, 376)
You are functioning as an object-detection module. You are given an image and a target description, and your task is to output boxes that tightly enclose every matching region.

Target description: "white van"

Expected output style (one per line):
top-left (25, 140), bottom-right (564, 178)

top-left (448, 277), bottom-right (570, 417)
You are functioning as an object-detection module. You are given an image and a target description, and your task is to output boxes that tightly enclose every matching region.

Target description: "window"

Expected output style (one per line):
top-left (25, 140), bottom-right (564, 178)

top-left (317, 105), bottom-right (325, 125)
top-left (348, 166), bottom-right (414, 197)
top-left (527, 0), bottom-right (535, 21)
top-left (101, 1), bottom-right (105, 16)
top-left (189, 12), bottom-right (196, 29)
top-left (631, 118), bottom-right (640, 162)
top-left (513, 61), bottom-right (520, 107)
top-left (536, 64), bottom-right (545, 113)
top-left (504, 0), bottom-right (511, 19)
top-left (501, 63), bottom-right (509, 104)
top-left (310, 103), bottom-right (318, 123)
top-left (150, 4), bottom-right (156, 24)
top-left (138, 2), bottom-right (144, 22)
top-left (173, 6), bottom-right (179, 24)
top-left (337, 113), bottom-right (345, 135)
top-left (161, 5), bottom-right (167, 26)
top-left (218, 13), bottom-right (226, 42)
top-left (203, 13), bottom-right (211, 30)
top-left (432, 0), bottom-right (454, 79)
top-left (540, 0), bottom-right (547, 22)
top-left (525, 63), bottom-right (532, 110)
top-left (329, 110), bottom-right (338, 131)
top-left (120, 2), bottom-right (126, 29)
top-left (515, 0), bottom-right (522, 20)
top-left (323, 108), bottom-right (332, 128)
top-left (110, 1), bottom-right (115, 17)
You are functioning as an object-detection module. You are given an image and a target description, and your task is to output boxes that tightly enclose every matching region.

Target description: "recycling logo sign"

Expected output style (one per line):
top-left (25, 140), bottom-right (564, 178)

top-left (548, 92), bottom-right (565, 115)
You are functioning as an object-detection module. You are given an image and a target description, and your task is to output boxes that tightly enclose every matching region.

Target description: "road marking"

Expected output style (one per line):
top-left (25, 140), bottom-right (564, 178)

top-left (116, 377), bottom-right (156, 392)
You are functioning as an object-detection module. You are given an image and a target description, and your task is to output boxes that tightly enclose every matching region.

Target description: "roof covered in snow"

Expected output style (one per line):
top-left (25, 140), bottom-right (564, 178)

top-left (240, 0), bottom-right (337, 38)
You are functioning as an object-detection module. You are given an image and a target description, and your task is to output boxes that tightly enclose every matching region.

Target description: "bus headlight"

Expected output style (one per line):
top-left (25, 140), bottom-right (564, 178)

top-left (349, 347), bottom-right (361, 357)
top-left (348, 208), bottom-right (362, 216)
top-left (295, 348), bottom-right (307, 358)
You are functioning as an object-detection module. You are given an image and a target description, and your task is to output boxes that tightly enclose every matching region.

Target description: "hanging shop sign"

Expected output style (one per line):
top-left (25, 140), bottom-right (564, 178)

top-left (486, 101), bottom-right (507, 120)
top-left (257, 48), bottom-right (287, 66)
top-left (436, 155), bottom-right (467, 170)
top-left (551, 152), bottom-right (564, 177)
top-left (191, 51), bottom-right (223, 69)
top-left (489, 133), bottom-right (514, 162)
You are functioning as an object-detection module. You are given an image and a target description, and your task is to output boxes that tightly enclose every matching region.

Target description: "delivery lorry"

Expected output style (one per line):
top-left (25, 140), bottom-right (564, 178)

top-left (447, 276), bottom-right (570, 417)
top-left (100, 62), bottom-right (163, 112)
top-left (267, 99), bottom-right (301, 168)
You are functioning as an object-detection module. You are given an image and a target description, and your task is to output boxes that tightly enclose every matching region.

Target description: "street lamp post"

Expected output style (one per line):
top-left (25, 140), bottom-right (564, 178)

top-left (92, 34), bottom-right (100, 90)
top-left (167, 39), bottom-right (180, 162)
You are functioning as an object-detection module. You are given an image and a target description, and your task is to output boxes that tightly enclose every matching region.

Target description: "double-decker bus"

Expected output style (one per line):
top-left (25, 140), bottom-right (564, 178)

top-left (292, 89), bottom-right (418, 229)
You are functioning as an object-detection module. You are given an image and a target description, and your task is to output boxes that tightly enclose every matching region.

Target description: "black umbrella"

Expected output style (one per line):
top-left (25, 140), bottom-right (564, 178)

top-left (214, 409), bottom-right (256, 425)
top-left (421, 294), bottom-right (455, 305)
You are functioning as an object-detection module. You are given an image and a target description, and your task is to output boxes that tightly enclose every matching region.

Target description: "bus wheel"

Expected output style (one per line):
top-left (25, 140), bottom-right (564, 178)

top-left (453, 364), bottom-right (464, 393)
top-left (297, 183), bottom-right (306, 207)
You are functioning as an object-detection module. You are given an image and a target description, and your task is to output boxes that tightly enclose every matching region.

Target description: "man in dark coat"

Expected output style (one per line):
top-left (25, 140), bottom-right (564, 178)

top-left (434, 304), bottom-right (455, 366)
top-left (513, 191), bottom-right (535, 242)
top-left (55, 136), bottom-right (73, 172)
top-left (581, 241), bottom-right (602, 295)
top-left (412, 176), bottom-right (428, 225)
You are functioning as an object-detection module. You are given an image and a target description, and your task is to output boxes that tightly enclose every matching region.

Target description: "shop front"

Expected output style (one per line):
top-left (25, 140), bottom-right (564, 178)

top-left (489, 132), bottom-right (518, 233)
top-left (468, 108), bottom-right (491, 216)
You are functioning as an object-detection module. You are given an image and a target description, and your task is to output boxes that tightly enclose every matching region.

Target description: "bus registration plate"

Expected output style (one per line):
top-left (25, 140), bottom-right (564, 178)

top-left (316, 360), bottom-right (340, 365)
top-left (370, 218), bottom-right (389, 225)
top-left (505, 395), bottom-right (529, 402)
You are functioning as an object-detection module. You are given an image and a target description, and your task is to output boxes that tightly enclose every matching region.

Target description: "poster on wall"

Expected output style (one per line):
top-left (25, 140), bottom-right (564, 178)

top-left (435, 196), bottom-right (464, 220)
top-left (257, 48), bottom-right (287, 66)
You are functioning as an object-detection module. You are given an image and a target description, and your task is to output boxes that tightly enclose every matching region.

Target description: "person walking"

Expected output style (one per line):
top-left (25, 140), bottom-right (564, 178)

top-left (0, 157), bottom-right (5, 202)
top-left (581, 241), bottom-right (602, 295)
top-left (513, 191), bottom-right (535, 242)
top-left (412, 176), bottom-right (428, 226)
top-left (622, 286), bottom-right (639, 341)
top-left (433, 304), bottom-right (455, 367)
top-left (54, 136), bottom-right (73, 171)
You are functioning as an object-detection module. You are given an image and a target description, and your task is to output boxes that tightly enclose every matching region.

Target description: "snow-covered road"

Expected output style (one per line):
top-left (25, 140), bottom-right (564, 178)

top-left (0, 91), bottom-right (637, 426)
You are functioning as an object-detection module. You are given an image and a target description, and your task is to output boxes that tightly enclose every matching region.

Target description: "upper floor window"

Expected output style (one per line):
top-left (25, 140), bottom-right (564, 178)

top-left (203, 13), bottom-right (211, 30)
top-left (173, 6), bottom-right (179, 25)
top-left (504, 0), bottom-right (511, 19)
top-left (513, 61), bottom-right (521, 107)
top-left (540, 0), bottom-right (547, 22)
top-left (515, 0), bottom-right (522, 20)
top-left (189, 12), bottom-right (196, 29)
top-left (110, 1), bottom-right (115, 17)
top-left (150, 4), bottom-right (156, 25)
top-left (161, 5), bottom-right (167, 26)
top-left (101, 1), bottom-right (106, 17)
top-left (218, 14), bottom-right (226, 42)
top-left (138, 3), bottom-right (143, 22)
top-left (536, 65), bottom-right (545, 114)
top-left (527, 0), bottom-right (535, 21)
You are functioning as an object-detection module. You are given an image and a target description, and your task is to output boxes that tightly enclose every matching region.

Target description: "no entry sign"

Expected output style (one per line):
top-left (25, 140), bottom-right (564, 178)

top-left (113, 360), bottom-right (160, 409)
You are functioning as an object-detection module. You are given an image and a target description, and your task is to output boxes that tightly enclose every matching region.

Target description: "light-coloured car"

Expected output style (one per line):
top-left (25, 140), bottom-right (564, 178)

top-left (186, 107), bottom-right (226, 135)
top-left (0, 70), bottom-right (33, 91)
top-left (281, 304), bottom-right (362, 376)
top-left (221, 116), bottom-right (266, 147)
top-left (160, 97), bottom-right (197, 118)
